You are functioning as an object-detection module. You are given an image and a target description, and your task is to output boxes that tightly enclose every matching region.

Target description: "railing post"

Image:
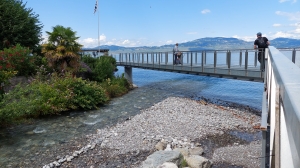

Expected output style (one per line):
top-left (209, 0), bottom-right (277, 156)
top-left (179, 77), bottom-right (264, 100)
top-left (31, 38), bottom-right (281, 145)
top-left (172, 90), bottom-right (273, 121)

top-left (228, 50), bottom-right (231, 76)
top-left (202, 51), bottom-right (205, 72)
top-left (239, 50), bottom-right (242, 67)
top-left (214, 51), bottom-right (217, 67)
top-left (133, 53), bottom-right (135, 65)
top-left (260, 50), bottom-right (264, 71)
top-left (190, 52), bottom-right (193, 70)
top-left (255, 51), bottom-right (258, 67)
top-left (152, 53), bottom-right (154, 68)
top-left (204, 51), bottom-right (207, 65)
top-left (137, 53), bottom-right (140, 66)
top-left (147, 53), bottom-right (149, 64)
top-left (227, 50), bottom-right (231, 69)
top-left (195, 52), bottom-right (198, 64)
top-left (166, 52), bottom-right (168, 65)
top-left (158, 52), bottom-right (161, 67)
top-left (245, 50), bottom-right (248, 76)
top-left (129, 53), bottom-right (131, 65)
top-left (160, 52), bottom-right (162, 63)
top-left (292, 48), bottom-right (296, 63)
top-left (226, 51), bottom-right (228, 65)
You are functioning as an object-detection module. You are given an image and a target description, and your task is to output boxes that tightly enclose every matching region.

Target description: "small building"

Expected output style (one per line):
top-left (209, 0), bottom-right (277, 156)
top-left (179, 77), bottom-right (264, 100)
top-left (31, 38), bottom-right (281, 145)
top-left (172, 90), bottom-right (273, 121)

top-left (79, 48), bottom-right (109, 57)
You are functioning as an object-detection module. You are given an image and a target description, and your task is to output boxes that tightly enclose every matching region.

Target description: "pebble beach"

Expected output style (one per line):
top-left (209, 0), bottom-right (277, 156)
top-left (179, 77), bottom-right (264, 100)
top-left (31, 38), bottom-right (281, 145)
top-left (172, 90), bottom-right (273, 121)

top-left (37, 96), bottom-right (262, 168)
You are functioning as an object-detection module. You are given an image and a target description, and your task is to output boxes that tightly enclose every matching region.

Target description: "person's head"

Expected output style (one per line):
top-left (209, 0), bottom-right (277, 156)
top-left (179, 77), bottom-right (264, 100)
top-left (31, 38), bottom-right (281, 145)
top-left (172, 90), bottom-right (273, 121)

top-left (256, 32), bottom-right (262, 37)
top-left (176, 43), bottom-right (178, 46)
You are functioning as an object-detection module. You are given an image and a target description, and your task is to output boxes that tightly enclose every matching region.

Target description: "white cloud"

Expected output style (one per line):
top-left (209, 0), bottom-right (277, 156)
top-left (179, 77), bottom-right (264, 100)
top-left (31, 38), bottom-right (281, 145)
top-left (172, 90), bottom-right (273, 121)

top-left (272, 31), bottom-right (293, 38)
top-left (290, 22), bottom-right (300, 26)
top-left (233, 35), bottom-right (256, 42)
top-left (186, 32), bottom-right (198, 35)
top-left (122, 40), bottom-right (130, 45)
top-left (291, 22), bottom-right (300, 34)
top-left (80, 38), bottom-right (97, 47)
top-left (273, 24), bottom-right (281, 27)
top-left (201, 9), bottom-right (211, 14)
top-left (295, 27), bottom-right (300, 33)
top-left (279, 0), bottom-right (289, 3)
top-left (279, 0), bottom-right (297, 3)
top-left (276, 11), bottom-right (300, 21)
top-left (166, 40), bottom-right (173, 44)
top-left (100, 34), bottom-right (106, 41)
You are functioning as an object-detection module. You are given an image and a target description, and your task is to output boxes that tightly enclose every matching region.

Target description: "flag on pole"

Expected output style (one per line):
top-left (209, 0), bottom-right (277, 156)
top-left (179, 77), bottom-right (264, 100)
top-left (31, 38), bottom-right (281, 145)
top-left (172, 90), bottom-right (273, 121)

top-left (94, 0), bottom-right (98, 14)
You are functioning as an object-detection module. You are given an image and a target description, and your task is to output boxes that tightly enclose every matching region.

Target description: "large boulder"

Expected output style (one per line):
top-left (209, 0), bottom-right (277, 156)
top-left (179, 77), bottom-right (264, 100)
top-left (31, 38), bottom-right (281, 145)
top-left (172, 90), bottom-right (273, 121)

top-left (185, 155), bottom-right (212, 168)
top-left (141, 150), bottom-right (183, 168)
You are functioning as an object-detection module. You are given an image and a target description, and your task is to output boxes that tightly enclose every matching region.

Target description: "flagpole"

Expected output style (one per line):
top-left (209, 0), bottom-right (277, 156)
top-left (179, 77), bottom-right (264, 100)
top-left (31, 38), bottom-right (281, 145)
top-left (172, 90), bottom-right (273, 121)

top-left (97, 0), bottom-right (100, 54)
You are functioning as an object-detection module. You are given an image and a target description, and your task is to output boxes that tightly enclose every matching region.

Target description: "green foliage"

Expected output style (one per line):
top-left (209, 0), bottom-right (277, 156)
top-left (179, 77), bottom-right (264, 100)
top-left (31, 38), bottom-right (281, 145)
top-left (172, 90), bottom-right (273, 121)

top-left (81, 54), bottom-right (97, 70)
top-left (180, 159), bottom-right (188, 168)
top-left (0, 0), bottom-right (43, 51)
top-left (81, 54), bottom-right (117, 82)
top-left (71, 78), bottom-right (109, 109)
top-left (42, 25), bottom-right (83, 74)
top-left (100, 76), bottom-right (130, 98)
top-left (0, 44), bottom-right (36, 76)
top-left (0, 72), bottom-right (109, 125)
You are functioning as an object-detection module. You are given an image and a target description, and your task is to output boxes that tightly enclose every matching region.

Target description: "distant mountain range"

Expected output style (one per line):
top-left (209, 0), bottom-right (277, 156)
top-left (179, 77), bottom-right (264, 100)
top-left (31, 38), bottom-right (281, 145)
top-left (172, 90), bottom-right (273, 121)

top-left (83, 37), bottom-right (300, 53)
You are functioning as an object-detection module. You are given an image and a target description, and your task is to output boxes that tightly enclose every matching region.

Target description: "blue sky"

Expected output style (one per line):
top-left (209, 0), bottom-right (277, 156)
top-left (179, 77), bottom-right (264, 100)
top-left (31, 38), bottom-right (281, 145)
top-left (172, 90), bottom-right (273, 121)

top-left (25, 0), bottom-right (300, 48)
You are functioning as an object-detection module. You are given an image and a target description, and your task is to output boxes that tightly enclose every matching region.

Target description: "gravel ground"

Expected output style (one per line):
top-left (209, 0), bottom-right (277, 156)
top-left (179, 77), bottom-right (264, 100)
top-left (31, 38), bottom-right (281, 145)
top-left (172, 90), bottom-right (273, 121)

top-left (23, 97), bottom-right (261, 168)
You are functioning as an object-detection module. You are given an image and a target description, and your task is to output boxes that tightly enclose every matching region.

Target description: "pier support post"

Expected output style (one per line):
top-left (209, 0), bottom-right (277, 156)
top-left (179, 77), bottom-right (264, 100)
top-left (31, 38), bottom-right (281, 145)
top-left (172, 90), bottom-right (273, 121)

top-left (124, 66), bottom-right (133, 84)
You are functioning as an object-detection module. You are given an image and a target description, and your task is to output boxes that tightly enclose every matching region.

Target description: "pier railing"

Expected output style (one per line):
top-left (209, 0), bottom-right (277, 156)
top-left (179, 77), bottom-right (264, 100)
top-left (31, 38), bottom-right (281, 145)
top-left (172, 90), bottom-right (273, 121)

top-left (261, 46), bottom-right (300, 168)
top-left (115, 49), bottom-right (269, 82)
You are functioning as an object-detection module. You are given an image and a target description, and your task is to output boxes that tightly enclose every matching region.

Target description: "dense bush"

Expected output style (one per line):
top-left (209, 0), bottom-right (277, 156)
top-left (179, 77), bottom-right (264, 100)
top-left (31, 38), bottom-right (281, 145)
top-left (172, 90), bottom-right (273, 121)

top-left (0, 44), bottom-right (37, 76)
top-left (81, 54), bottom-right (97, 70)
top-left (0, 44), bottom-right (44, 99)
top-left (100, 75), bottom-right (130, 98)
top-left (81, 55), bottom-right (117, 82)
top-left (0, 72), bottom-right (109, 125)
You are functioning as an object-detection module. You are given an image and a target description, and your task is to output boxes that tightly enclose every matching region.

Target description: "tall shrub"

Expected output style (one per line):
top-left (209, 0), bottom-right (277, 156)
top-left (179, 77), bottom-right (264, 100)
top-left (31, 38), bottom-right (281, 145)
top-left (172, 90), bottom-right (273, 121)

top-left (92, 56), bottom-right (117, 82)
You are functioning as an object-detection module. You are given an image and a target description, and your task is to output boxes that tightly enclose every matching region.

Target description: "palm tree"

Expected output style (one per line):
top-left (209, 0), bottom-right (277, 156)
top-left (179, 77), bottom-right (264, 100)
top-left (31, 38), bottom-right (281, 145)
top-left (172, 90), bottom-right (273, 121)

top-left (42, 25), bottom-right (83, 74)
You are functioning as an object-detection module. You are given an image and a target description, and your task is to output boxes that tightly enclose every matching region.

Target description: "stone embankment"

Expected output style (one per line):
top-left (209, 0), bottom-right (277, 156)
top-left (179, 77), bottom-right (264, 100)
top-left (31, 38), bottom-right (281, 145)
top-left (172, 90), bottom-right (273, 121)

top-left (42, 97), bottom-right (262, 168)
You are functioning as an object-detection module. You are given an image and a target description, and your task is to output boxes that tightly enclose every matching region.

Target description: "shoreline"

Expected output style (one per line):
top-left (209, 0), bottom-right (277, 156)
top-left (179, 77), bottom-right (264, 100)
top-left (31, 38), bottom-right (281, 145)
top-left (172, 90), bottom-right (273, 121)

top-left (34, 96), bottom-right (262, 168)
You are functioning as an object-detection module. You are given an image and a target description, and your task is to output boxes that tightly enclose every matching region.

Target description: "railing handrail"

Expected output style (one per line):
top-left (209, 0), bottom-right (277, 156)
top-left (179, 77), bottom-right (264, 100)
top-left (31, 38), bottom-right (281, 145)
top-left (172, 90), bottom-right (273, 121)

top-left (264, 46), bottom-right (300, 167)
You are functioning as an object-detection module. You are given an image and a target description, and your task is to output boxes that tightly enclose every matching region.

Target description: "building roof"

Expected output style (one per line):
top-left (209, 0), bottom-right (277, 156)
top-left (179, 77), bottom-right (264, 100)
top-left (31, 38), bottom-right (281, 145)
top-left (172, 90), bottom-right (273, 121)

top-left (80, 48), bottom-right (109, 52)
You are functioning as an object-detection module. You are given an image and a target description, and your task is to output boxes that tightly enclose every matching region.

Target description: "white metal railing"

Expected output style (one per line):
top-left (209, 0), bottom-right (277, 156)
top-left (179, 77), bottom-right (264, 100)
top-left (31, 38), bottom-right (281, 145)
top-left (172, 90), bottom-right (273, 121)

top-left (114, 49), bottom-right (267, 82)
top-left (261, 46), bottom-right (300, 168)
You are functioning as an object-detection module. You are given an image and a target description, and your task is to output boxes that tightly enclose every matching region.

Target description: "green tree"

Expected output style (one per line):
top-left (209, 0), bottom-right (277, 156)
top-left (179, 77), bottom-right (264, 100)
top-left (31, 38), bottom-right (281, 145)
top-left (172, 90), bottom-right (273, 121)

top-left (0, 0), bottom-right (43, 51)
top-left (42, 25), bottom-right (83, 74)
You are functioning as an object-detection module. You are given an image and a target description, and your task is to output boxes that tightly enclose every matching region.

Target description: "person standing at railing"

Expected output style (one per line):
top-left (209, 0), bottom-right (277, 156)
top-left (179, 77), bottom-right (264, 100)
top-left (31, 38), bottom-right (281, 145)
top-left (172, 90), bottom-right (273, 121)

top-left (254, 32), bottom-right (270, 71)
top-left (173, 43), bottom-right (182, 65)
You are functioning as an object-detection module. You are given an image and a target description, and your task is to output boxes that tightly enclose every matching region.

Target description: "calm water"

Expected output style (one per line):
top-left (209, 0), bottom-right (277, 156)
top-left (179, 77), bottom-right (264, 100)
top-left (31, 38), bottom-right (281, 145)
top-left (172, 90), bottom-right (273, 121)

top-left (0, 67), bottom-right (264, 167)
